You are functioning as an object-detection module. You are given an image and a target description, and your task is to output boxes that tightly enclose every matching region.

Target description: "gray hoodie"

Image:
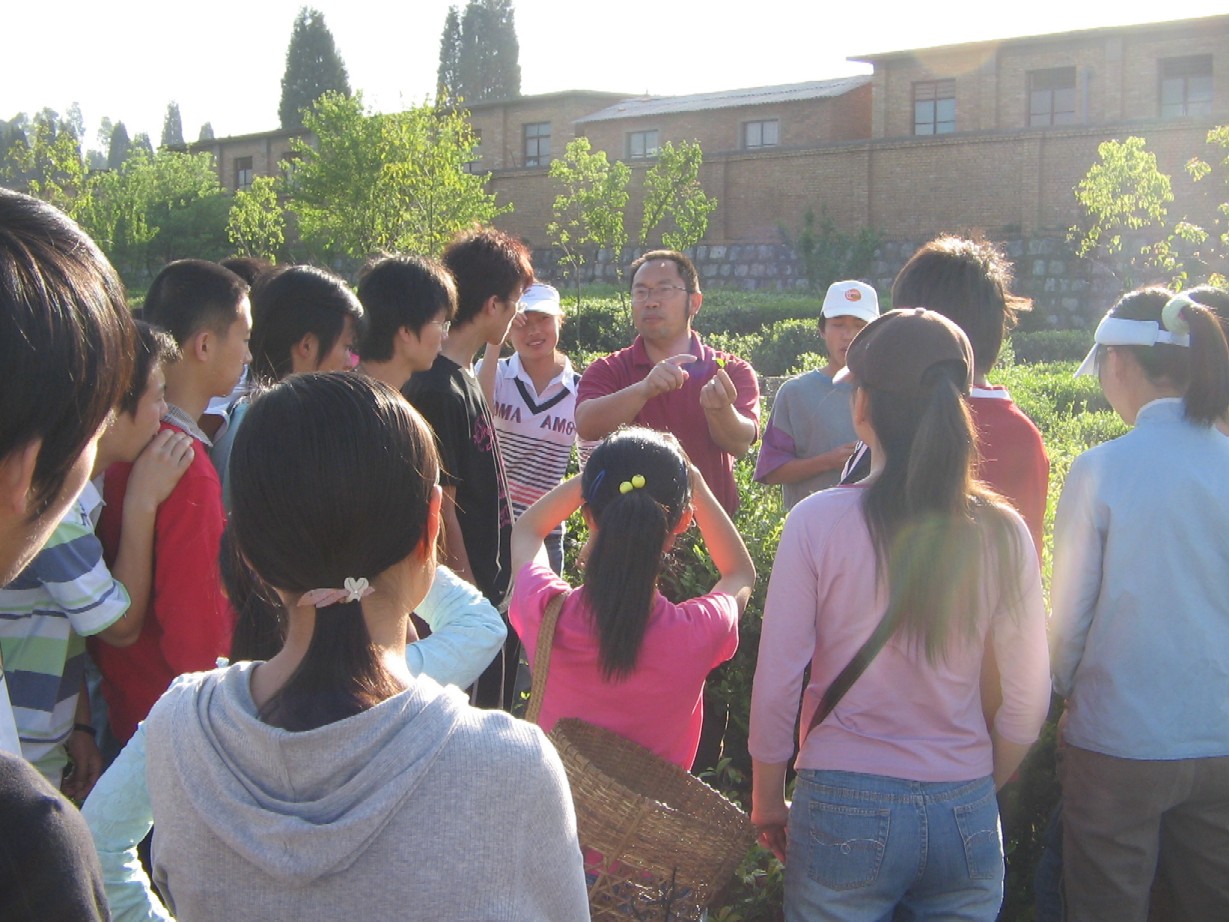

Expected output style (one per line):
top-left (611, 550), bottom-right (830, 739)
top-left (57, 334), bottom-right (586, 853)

top-left (143, 663), bottom-right (589, 920)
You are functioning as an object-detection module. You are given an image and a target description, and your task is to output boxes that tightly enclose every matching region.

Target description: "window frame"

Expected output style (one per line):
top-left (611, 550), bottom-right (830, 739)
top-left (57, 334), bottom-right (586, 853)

top-left (627, 129), bottom-right (661, 161)
top-left (234, 156), bottom-right (254, 191)
top-left (1159, 55), bottom-right (1213, 119)
top-left (522, 122), bottom-right (550, 168)
top-left (743, 118), bottom-right (781, 150)
top-left (913, 79), bottom-right (956, 136)
top-left (1028, 67), bottom-right (1078, 127)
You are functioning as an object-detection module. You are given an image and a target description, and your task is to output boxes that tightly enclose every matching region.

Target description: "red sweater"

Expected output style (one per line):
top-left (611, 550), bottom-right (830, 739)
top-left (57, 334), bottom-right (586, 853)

top-left (90, 421), bottom-right (235, 742)
top-left (968, 388), bottom-right (1050, 561)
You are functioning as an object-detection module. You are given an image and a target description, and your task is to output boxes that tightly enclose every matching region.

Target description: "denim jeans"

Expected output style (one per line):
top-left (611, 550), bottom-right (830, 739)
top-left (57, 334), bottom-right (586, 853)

top-left (785, 770), bottom-right (1003, 922)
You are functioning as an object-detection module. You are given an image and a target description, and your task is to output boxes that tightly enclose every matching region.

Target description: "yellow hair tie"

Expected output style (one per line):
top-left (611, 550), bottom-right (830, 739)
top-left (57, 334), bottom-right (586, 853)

top-left (618, 474), bottom-right (647, 494)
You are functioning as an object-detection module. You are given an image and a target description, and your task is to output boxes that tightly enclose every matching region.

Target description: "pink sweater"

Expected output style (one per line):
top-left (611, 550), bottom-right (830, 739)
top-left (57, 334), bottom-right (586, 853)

top-left (748, 486), bottom-right (1049, 781)
top-left (511, 562), bottom-right (738, 769)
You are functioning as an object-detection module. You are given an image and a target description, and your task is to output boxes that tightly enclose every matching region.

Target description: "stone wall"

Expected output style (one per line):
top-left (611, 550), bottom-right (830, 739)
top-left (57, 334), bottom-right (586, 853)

top-left (532, 234), bottom-right (1160, 331)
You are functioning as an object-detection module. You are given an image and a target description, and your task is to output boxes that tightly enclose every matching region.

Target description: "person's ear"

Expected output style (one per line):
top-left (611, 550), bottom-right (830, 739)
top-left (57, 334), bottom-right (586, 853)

top-left (293, 333), bottom-right (319, 367)
top-left (186, 328), bottom-right (211, 363)
top-left (687, 290), bottom-right (703, 320)
top-left (0, 440), bottom-right (40, 519)
top-left (672, 505), bottom-right (695, 535)
top-left (422, 483), bottom-right (443, 556)
top-left (851, 386), bottom-right (871, 430)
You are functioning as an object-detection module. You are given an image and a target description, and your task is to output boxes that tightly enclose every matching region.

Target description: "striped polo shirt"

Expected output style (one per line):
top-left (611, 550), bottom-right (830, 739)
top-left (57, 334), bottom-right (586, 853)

top-left (0, 481), bottom-right (130, 783)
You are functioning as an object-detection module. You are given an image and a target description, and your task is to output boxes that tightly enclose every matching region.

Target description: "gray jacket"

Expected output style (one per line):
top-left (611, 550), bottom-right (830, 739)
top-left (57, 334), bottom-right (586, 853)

top-left (143, 664), bottom-right (589, 920)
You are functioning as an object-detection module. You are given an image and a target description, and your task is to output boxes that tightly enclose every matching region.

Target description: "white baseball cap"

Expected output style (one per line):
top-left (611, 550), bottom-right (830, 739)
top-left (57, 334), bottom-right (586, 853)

top-left (822, 281), bottom-right (880, 323)
top-left (518, 283), bottom-right (563, 316)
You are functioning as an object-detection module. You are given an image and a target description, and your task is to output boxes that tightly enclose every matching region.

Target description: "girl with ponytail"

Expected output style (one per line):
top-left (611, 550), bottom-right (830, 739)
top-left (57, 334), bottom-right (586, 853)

top-left (84, 374), bottom-right (587, 921)
top-left (750, 309), bottom-right (1050, 921)
top-left (1052, 288), bottom-right (1229, 921)
top-left (508, 426), bottom-right (754, 770)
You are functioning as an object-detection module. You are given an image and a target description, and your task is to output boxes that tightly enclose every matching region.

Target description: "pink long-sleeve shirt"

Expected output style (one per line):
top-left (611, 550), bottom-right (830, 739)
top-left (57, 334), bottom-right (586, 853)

top-left (749, 485), bottom-right (1049, 781)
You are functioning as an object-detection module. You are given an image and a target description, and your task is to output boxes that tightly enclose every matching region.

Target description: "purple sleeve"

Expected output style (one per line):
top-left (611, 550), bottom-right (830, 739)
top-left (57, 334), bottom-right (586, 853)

top-left (753, 416), bottom-right (798, 482)
top-left (748, 513), bottom-right (822, 764)
top-left (991, 516), bottom-right (1051, 745)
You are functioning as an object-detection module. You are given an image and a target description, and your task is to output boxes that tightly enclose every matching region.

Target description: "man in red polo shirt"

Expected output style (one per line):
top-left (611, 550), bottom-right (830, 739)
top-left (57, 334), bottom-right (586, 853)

top-left (575, 250), bottom-right (759, 514)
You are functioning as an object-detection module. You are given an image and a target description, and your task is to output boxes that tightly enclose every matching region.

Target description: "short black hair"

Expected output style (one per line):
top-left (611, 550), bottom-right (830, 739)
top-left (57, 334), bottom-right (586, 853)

top-left (144, 259), bottom-right (248, 346)
top-left (120, 321), bottom-right (180, 417)
top-left (356, 255), bottom-right (456, 363)
top-left (0, 189), bottom-right (135, 514)
top-left (628, 250), bottom-right (701, 294)
top-left (891, 235), bottom-right (1030, 377)
top-left (249, 265), bottom-right (363, 383)
top-left (441, 228), bottom-right (533, 327)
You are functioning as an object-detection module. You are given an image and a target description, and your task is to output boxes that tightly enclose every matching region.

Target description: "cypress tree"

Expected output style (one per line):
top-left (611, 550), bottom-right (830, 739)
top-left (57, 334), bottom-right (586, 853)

top-left (437, 6), bottom-right (462, 105)
top-left (162, 102), bottom-right (185, 148)
top-left (107, 121), bottom-right (131, 169)
top-left (278, 7), bottom-right (351, 129)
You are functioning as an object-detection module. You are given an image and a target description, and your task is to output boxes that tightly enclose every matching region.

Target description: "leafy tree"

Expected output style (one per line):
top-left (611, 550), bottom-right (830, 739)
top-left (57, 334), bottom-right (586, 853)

top-left (279, 7), bottom-right (351, 129)
top-left (1, 113), bottom-right (90, 218)
top-left (198, 122), bottom-right (215, 142)
top-left (639, 140), bottom-right (717, 251)
top-left (107, 121), bottom-right (131, 169)
top-left (77, 148), bottom-right (230, 281)
top-left (1186, 125), bottom-right (1229, 285)
top-left (436, 6), bottom-right (463, 105)
top-left (87, 117), bottom-right (115, 170)
top-left (132, 132), bottom-right (155, 160)
top-left (0, 116), bottom-right (29, 171)
top-left (779, 205), bottom-right (880, 293)
top-left (161, 102), bottom-right (185, 148)
top-left (65, 103), bottom-right (85, 143)
top-left (1070, 136), bottom-right (1206, 288)
top-left (287, 91), bottom-right (507, 259)
top-left (548, 137), bottom-right (630, 300)
top-left (441, 0), bottom-right (520, 104)
top-left (227, 175), bottom-right (286, 262)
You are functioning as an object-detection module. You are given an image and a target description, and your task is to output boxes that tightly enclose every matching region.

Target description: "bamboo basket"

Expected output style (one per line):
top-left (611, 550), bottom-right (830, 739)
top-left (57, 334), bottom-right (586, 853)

top-left (548, 718), bottom-right (756, 921)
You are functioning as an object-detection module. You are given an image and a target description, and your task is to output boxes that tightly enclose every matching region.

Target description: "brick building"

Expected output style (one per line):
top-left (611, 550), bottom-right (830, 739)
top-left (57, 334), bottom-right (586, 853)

top-left (198, 14), bottom-right (1228, 252)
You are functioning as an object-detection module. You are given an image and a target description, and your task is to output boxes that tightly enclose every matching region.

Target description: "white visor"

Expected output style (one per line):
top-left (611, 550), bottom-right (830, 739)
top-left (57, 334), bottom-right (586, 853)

top-left (1073, 317), bottom-right (1191, 377)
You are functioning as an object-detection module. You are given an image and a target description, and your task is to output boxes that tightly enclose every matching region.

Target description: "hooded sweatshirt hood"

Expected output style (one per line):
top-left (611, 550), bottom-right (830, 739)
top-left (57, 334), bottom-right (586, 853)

top-left (145, 663), bottom-right (468, 885)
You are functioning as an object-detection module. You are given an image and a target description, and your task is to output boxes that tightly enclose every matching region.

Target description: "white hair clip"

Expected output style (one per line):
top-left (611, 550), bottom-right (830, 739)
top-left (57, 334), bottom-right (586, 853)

top-left (297, 577), bottom-right (373, 609)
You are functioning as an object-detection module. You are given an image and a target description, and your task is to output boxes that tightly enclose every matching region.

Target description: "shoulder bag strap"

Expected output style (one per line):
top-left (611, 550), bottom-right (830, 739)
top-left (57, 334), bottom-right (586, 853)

top-left (802, 605), bottom-right (900, 745)
top-left (524, 589), bottom-right (569, 725)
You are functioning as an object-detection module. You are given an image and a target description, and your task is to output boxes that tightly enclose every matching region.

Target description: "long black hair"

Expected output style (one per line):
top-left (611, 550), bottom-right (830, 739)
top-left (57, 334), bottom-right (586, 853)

top-left (862, 367), bottom-right (1025, 663)
top-left (229, 373), bottom-right (439, 731)
top-left (579, 428), bottom-right (690, 680)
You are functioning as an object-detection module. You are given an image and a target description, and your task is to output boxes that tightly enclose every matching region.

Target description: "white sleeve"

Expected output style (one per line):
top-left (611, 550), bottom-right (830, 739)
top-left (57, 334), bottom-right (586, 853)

top-left (406, 566), bottom-right (507, 688)
top-left (82, 724), bottom-right (172, 922)
top-left (1049, 455), bottom-right (1105, 697)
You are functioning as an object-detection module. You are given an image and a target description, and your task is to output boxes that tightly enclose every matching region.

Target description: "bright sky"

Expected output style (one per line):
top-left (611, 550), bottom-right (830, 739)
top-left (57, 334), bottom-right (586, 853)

top-left (3, 1), bottom-right (1225, 148)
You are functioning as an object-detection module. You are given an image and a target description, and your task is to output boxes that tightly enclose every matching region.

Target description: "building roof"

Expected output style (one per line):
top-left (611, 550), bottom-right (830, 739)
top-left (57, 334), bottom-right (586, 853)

top-left (574, 76), bottom-right (872, 124)
top-left (849, 13), bottom-right (1229, 62)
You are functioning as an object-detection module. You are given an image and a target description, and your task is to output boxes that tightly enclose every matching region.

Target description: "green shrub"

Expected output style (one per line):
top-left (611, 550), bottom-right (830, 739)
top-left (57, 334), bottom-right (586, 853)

top-left (1012, 330), bottom-right (1095, 364)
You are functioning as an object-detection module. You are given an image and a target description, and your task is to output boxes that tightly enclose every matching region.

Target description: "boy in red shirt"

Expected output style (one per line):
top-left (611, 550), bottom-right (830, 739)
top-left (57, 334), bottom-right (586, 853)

top-left (92, 260), bottom-right (251, 743)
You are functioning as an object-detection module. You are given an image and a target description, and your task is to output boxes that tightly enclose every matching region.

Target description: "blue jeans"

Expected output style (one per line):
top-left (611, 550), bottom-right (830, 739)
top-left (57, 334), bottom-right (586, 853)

top-left (785, 770), bottom-right (1003, 922)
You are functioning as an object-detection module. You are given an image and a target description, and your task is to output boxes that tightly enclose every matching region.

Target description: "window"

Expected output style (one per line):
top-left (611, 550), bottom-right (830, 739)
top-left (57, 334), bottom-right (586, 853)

top-left (743, 119), bottom-right (780, 149)
top-left (1160, 56), bottom-right (1213, 118)
top-left (464, 129), bottom-right (482, 174)
top-left (913, 80), bottom-right (956, 135)
top-left (627, 129), bottom-right (660, 160)
top-left (234, 156), bottom-right (253, 191)
top-left (523, 122), bottom-right (550, 167)
top-left (1029, 67), bottom-right (1077, 127)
